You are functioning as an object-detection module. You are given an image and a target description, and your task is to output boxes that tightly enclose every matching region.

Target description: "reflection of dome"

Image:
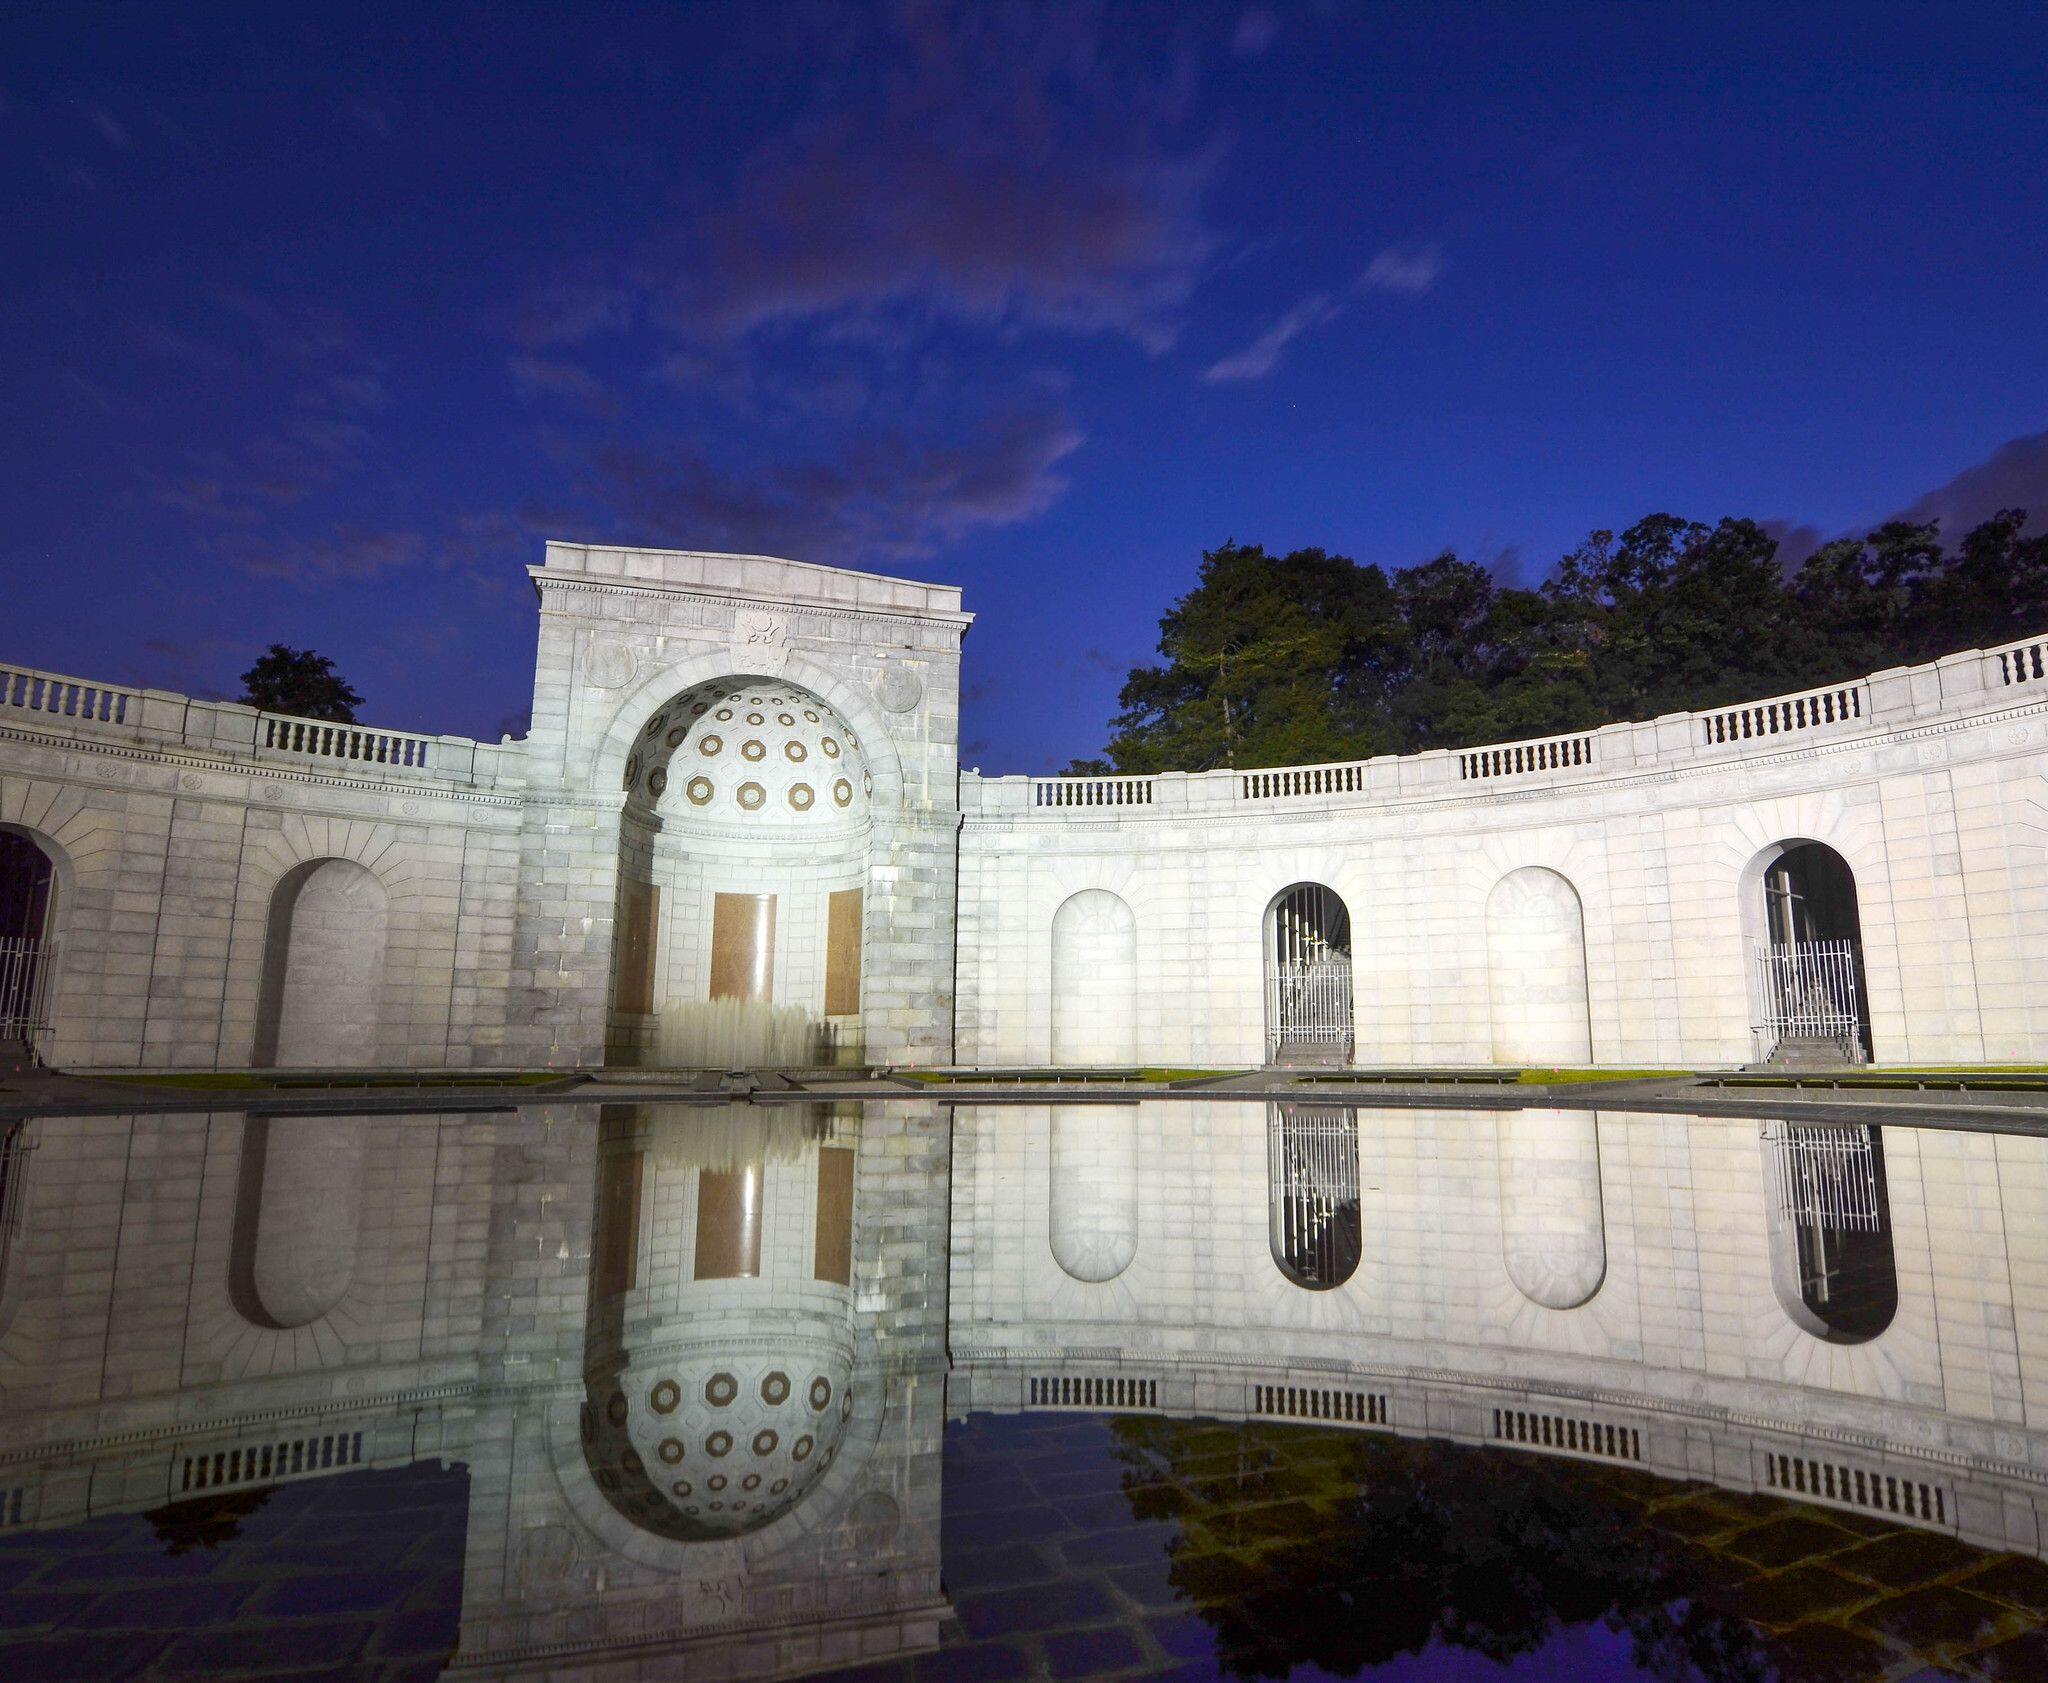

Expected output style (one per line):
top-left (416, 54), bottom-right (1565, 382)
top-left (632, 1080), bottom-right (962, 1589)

top-left (584, 1336), bottom-right (856, 1541)
top-left (632, 681), bottom-right (871, 827)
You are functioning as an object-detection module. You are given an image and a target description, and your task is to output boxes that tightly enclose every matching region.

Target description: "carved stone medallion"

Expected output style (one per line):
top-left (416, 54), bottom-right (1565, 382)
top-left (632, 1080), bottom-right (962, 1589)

top-left (876, 662), bottom-right (924, 714)
top-left (585, 638), bottom-right (638, 690)
top-left (734, 608), bottom-right (787, 649)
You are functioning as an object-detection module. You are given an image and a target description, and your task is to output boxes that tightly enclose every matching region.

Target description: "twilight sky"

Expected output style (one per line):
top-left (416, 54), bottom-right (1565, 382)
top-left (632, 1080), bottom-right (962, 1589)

top-left (5, 1), bottom-right (2046, 771)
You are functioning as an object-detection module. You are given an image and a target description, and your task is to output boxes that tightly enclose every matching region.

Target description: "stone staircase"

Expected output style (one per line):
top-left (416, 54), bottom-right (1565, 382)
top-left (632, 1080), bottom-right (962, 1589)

top-left (1757, 1032), bottom-right (1865, 1071)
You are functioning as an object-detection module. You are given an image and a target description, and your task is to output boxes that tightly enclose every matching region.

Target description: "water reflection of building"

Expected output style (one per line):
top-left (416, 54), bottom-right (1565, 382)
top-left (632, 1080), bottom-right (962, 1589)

top-left (0, 1102), bottom-right (951, 1679)
top-left (950, 1101), bottom-right (2048, 1554)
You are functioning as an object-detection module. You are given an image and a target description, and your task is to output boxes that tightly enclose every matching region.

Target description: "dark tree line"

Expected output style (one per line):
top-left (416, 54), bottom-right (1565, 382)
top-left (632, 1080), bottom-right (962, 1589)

top-left (1071, 509), bottom-right (2048, 774)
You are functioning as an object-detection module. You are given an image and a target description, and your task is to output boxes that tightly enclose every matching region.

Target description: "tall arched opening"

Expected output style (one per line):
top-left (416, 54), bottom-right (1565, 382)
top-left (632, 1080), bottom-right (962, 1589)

top-left (1761, 1121), bottom-right (1897, 1343)
top-left (1264, 883), bottom-right (1353, 1065)
top-left (609, 679), bottom-right (873, 1069)
top-left (1485, 867), bottom-right (1593, 1065)
top-left (253, 859), bottom-right (389, 1068)
top-left (0, 827), bottom-right (58, 1053)
top-left (1267, 1103), bottom-right (1361, 1289)
top-left (1745, 841), bottom-right (1872, 1063)
top-left (1050, 890), bottom-right (1137, 1066)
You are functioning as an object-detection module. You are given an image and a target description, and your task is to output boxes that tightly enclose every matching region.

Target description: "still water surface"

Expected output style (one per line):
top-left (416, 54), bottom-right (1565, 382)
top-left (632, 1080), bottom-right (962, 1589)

top-left (1, 1100), bottom-right (2045, 1681)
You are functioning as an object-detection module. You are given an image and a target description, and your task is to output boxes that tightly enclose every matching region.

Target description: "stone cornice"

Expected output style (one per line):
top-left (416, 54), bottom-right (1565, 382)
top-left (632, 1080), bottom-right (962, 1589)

top-left (952, 1346), bottom-right (2048, 1490)
top-left (534, 569), bottom-right (974, 637)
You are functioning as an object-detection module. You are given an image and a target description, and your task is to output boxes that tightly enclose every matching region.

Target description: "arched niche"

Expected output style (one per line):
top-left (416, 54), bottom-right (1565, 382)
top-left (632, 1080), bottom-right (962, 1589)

top-left (227, 1117), bottom-right (366, 1330)
top-left (1485, 867), bottom-right (1592, 1066)
top-left (1761, 1121), bottom-right (1897, 1344)
top-left (1498, 1108), bottom-right (1606, 1310)
top-left (1740, 839), bottom-right (1874, 1062)
top-left (253, 859), bottom-right (389, 1068)
top-left (1050, 890), bottom-right (1137, 1066)
top-left (1264, 883), bottom-right (1353, 1064)
top-left (1049, 1104), bottom-right (1137, 1282)
top-left (1267, 1103), bottom-right (1361, 1290)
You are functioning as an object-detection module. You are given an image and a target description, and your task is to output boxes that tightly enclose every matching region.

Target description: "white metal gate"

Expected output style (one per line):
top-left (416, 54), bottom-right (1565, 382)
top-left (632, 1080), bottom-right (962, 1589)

top-left (1751, 937), bottom-right (1863, 1060)
top-left (1267, 1104), bottom-right (1361, 1288)
top-left (1265, 958), bottom-right (1354, 1061)
top-left (1266, 883), bottom-right (1353, 1062)
top-left (1763, 1122), bottom-right (1882, 1235)
top-left (0, 938), bottom-right (55, 1043)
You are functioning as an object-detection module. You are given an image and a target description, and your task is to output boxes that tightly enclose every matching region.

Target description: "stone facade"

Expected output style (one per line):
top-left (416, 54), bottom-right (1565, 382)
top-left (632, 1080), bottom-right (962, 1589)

top-left (3, 543), bottom-right (2047, 1070)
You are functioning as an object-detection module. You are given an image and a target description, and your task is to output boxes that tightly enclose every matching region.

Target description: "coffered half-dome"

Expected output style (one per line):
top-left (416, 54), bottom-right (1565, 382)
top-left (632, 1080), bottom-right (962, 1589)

top-left (584, 1333), bottom-right (857, 1541)
top-left (624, 679), bottom-right (872, 828)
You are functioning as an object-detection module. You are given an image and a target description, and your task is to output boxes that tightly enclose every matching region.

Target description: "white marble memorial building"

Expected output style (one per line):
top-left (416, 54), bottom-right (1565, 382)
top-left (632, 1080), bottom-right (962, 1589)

top-left (4, 540), bottom-right (2048, 1071)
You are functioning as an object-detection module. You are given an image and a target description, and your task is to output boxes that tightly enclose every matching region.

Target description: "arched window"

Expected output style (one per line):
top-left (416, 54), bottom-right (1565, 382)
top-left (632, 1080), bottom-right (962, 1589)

top-left (1486, 868), bottom-right (1592, 1065)
top-left (1050, 890), bottom-right (1137, 1065)
top-left (1748, 841), bottom-right (1872, 1063)
top-left (254, 859), bottom-right (389, 1068)
top-left (1264, 884), bottom-right (1353, 1064)
top-left (1762, 1122), bottom-right (1897, 1343)
top-left (1267, 1103), bottom-right (1361, 1289)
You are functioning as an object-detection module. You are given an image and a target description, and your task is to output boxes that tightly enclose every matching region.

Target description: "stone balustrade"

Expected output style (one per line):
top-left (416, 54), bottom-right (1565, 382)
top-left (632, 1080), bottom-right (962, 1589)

top-left (966, 630), bottom-right (2048, 816)
top-left (0, 659), bottom-right (522, 790)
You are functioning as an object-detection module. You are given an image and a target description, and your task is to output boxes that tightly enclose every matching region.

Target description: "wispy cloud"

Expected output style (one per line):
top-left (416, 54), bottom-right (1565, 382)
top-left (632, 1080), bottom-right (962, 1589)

top-left (508, 355), bottom-right (617, 416)
top-left (143, 290), bottom-right (393, 537)
top-left (1888, 428), bottom-right (2048, 538)
top-left (591, 407), bottom-right (1083, 565)
top-left (239, 525), bottom-right (425, 581)
top-left (1203, 240), bottom-right (1446, 382)
top-left (81, 101), bottom-right (127, 148)
top-left (1232, 11), bottom-right (1280, 58)
top-left (1202, 292), bottom-right (1344, 382)
top-left (1361, 241), bottom-right (1444, 297)
top-left (511, 8), bottom-right (1217, 358)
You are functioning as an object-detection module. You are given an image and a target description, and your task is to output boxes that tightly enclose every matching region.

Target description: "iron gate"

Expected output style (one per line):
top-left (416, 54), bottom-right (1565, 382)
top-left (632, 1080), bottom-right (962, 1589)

top-left (0, 938), bottom-right (54, 1043)
top-left (1751, 937), bottom-right (1863, 1060)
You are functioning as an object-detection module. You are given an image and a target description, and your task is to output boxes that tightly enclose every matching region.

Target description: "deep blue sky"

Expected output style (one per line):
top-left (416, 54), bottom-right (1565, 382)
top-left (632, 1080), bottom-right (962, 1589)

top-left (5, 2), bottom-right (2046, 771)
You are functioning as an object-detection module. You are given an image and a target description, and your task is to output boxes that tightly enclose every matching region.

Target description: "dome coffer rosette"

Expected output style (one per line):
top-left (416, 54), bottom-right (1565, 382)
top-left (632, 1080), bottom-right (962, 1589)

top-left (632, 678), bottom-right (870, 830)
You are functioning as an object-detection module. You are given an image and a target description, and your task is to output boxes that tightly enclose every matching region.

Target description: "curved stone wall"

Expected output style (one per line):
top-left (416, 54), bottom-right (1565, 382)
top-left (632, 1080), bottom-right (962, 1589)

top-left (959, 632), bottom-right (2048, 1066)
top-left (3, 545), bottom-right (2044, 1070)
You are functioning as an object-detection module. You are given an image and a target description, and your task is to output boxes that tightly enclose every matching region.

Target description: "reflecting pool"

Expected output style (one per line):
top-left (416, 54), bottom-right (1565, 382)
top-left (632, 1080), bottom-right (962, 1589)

top-left (3, 1100), bottom-right (2048, 1680)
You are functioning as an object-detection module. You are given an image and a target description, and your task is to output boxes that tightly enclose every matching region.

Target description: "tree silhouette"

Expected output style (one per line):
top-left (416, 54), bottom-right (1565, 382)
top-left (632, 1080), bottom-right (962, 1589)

top-left (1108, 1418), bottom-right (1769, 1683)
top-left (238, 645), bottom-right (365, 722)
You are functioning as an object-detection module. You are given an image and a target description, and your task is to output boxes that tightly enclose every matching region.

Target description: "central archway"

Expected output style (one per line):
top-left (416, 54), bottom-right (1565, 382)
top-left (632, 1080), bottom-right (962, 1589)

top-left (608, 676), bottom-right (875, 1069)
